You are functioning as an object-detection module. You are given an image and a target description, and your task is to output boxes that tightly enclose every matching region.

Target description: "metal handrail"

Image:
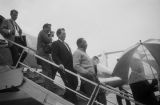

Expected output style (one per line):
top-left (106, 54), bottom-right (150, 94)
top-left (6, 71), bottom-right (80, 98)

top-left (6, 39), bottom-right (144, 105)
top-left (19, 62), bottom-right (90, 101)
top-left (6, 39), bottom-right (130, 96)
top-left (100, 85), bottom-right (144, 105)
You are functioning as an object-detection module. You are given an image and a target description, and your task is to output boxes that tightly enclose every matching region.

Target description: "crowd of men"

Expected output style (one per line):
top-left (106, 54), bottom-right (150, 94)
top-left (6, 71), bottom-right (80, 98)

top-left (0, 9), bottom-right (106, 105)
top-left (36, 23), bottom-right (107, 104)
top-left (0, 9), bottom-right (159, 105)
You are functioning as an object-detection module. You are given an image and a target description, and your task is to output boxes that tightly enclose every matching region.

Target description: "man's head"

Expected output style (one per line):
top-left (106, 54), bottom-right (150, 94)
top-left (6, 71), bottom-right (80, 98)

top-left (56, 28), bottom-right (66, 41)
top-left (76, 38), bottom-right (87, 50)
top-left (43, 23), bottom-right (51, 33)
top-left (10, 9), bottom-right (18, 21)
top-left (92, 56), bottom-right (100, 65)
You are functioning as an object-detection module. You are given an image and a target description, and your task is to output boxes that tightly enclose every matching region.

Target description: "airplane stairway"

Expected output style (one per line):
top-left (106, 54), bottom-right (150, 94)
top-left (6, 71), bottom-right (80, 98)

top-left (0, 67), bottom-right (74, 105)
top-left (0, 39), bottom-right (146, 105)
top-left (0, 89), bottom-right (43, 105)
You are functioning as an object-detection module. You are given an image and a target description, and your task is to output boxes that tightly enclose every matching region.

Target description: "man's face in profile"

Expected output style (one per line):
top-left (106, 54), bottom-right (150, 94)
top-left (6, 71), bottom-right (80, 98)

top-left (81, 39), bottom-right (87, 50)
top-left (58, 29), bottom-right (66, 41)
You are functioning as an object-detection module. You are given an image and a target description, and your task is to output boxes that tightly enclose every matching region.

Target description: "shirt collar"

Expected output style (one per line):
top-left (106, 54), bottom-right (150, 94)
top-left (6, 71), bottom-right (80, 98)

top-left (78, 48), bottom-right (86, 53)
top-left (58, 39), bottom-right (65, 43)
top-left (59, 39), bottom-right (63, 42)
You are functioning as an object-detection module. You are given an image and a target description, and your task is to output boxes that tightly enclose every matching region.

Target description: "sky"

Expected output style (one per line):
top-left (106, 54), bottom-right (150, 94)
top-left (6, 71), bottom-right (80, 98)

top-left (0, 0), bottom-right (160, 69)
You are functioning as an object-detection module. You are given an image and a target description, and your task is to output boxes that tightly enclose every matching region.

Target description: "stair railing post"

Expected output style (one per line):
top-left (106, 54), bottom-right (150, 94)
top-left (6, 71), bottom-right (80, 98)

top-left (87, 83), bottom-right (101, 105)
top-left (15, 49), bottom-right (25, 68)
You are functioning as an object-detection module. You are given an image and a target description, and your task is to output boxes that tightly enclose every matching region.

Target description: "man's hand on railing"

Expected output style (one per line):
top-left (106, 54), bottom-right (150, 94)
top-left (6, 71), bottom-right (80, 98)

top-left (59, 64), bottom-right (65, 73)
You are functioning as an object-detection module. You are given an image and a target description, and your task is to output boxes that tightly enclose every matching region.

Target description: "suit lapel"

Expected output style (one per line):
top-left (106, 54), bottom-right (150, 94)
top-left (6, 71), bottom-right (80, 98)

top-left (9, 19), bottom-right (19, 33)
top-left (64, 42), bottom-right (71, 53)
top-left (58, 40), bottom-right (71, 53)
top-left (9, 19), bottom-right (15, 31)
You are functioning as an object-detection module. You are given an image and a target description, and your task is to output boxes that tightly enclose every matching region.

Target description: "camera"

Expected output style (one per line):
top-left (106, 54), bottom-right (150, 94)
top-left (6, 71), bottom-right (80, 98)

top-left (48, 31), bottom-right (54, 37)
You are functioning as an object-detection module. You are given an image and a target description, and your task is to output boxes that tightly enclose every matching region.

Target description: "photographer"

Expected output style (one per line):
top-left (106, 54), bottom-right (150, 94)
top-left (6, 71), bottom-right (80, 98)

top-left (36, 23), bottom-right (54, 91)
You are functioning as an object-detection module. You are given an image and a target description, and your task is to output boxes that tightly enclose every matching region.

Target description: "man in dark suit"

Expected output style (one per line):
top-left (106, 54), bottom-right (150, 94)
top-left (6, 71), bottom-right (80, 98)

top-left (51, 28), bottom-right (78, 104)
top-left (0, 9), bottom-right (26, 67)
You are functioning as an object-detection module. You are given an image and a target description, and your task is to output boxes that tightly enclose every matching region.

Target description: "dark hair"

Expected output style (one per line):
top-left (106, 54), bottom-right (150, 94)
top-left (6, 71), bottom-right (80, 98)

top-left (56, 28), bottom-right (65, 36)
top-left (93, 56), bottom-right (99, 60)
top-left (76, 38), bottom-right (84, 47)
top-left (0, 15), bottom-right (5, 26)
top-left (10, 9), bottom-right (18, 15)
top-left (43, 23), bottom-right (51, 29)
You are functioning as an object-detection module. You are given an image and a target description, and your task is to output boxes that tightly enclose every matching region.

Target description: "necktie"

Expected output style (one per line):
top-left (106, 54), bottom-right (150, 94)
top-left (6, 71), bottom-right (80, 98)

top-left (63, 42), bottom-right (71, 52)
top-left (13, 21), bottom-right (19, 36)
top-left (13, 21), bottom-right (19, 31)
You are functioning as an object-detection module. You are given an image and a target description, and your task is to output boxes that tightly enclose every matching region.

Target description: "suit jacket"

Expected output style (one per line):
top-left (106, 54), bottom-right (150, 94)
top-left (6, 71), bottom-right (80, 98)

top-left (37, 30), bottom-right (52, 59)
top-left (0, 19), bottom-right (22, 46)
top-left (51, 40), bottom-right (75, 72)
